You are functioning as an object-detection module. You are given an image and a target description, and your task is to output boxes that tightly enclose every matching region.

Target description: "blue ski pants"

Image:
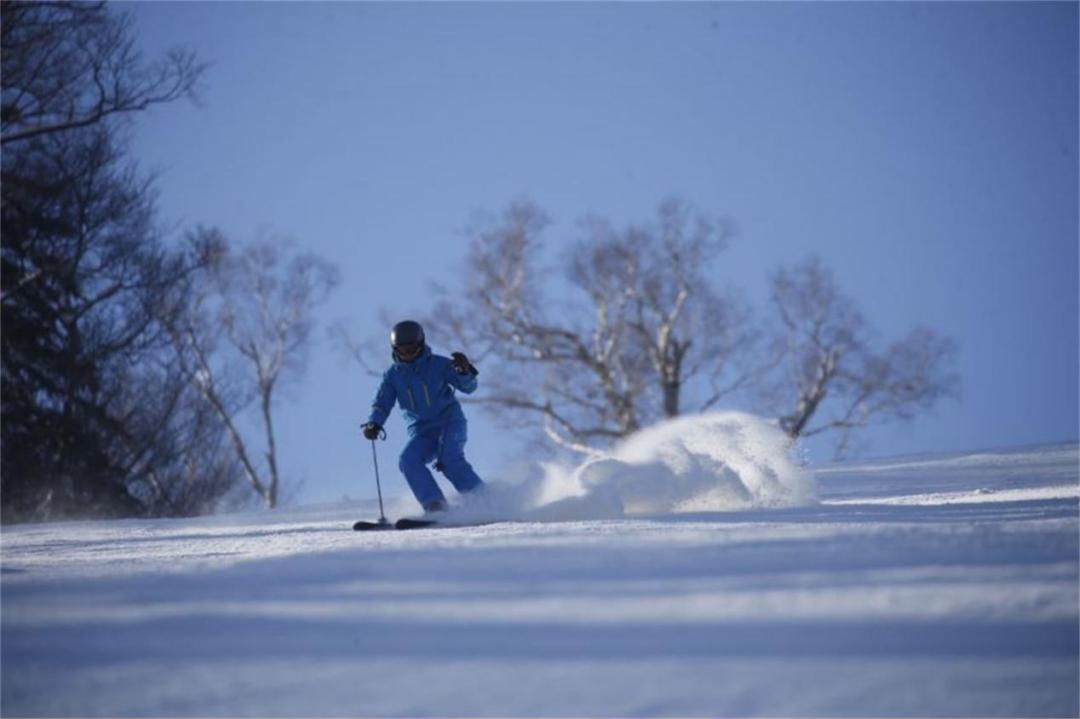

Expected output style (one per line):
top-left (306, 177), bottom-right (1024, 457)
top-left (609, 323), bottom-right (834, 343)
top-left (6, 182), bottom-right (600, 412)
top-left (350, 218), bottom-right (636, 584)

top-left (399, 407), bottom-right (483, 507)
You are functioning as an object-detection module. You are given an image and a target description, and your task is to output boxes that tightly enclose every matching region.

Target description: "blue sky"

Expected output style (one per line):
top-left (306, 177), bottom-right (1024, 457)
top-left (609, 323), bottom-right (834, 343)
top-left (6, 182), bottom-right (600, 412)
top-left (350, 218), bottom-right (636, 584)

top-left (126, 2), bottom-right (1078, 506)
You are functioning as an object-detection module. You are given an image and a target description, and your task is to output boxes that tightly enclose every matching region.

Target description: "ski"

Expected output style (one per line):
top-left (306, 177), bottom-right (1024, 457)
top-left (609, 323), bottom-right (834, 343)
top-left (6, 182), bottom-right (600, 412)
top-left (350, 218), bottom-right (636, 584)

top-left (352, 519), bottom-right (394, 531)
top-left (352, 517), bottom-right (500, 531)
top-left (393, 517), bottom-right (504, 530)
top-left (395, 517), bottom-right (440, 530)
top-left (350, 517), bottom-right (440, 531)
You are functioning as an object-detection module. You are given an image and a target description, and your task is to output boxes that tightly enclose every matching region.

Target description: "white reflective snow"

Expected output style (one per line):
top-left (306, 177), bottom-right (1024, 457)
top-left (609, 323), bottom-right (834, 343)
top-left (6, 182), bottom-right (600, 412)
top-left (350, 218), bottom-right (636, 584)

top-left (2, 438), bottom-right (1077, 717)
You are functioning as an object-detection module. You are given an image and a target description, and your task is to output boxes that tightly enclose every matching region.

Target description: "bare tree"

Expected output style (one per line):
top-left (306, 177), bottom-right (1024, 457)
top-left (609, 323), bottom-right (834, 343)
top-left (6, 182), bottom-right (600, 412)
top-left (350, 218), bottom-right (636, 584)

top-left (765, 257), bottom-right (958, 456)
top-left (423, 198), bottom-right (757, 456)
top-left (1, 1), bottom-right (204, 146)
top-left (619, 201), bottom-right (758, 417)
top-left (166, 230), bottom-right (340, 508)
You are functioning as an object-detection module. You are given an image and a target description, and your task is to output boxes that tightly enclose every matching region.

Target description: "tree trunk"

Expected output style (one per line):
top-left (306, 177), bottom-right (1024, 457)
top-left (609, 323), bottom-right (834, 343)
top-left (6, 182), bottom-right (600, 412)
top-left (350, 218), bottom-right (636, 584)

top-left (662, 380), bottom-right (680, 418)
top-left (781, 349), bottom-right (838, 438)
top-left (260, 385), bottom-right (279, 509)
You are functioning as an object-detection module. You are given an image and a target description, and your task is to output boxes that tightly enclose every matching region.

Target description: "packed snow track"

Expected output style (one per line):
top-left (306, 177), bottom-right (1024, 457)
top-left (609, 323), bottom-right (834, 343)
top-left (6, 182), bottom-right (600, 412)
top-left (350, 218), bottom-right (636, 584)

top-left (2, 442), bottom-right (1077, 717)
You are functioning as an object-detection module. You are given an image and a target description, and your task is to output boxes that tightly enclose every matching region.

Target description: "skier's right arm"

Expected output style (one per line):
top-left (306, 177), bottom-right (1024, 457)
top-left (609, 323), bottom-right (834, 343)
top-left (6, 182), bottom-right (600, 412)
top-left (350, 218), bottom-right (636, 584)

top-left (368, 371), bottom-right (397, 427)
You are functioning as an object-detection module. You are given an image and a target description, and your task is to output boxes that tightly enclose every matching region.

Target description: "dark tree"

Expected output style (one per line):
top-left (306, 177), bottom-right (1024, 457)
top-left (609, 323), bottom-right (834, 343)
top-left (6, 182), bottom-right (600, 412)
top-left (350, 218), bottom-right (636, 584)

top-left (3, 127), bottom-right (164, 518)
top-left (1, 1), bottom-right (213, 521)
top-left (1, 2), bottom-right (203, 146)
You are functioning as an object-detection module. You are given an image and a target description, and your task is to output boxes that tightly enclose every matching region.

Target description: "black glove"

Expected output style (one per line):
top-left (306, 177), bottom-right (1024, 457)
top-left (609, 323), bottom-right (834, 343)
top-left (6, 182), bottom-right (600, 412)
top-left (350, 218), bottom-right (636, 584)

top-left (361, 422), bottom-right (383, 441)
top-left (451, 351), bottom-right (478, 376)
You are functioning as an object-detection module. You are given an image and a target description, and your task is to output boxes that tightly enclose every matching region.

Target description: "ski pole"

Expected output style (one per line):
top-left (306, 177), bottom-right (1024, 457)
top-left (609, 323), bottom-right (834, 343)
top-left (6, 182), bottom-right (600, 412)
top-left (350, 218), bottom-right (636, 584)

top-left (369, 428), bottom-right (388, 525)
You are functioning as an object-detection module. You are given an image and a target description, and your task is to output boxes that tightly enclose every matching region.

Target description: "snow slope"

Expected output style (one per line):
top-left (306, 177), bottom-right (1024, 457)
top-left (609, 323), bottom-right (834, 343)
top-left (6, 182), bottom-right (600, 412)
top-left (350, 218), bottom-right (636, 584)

top-left (2, 416), bottom-right (1077, 717)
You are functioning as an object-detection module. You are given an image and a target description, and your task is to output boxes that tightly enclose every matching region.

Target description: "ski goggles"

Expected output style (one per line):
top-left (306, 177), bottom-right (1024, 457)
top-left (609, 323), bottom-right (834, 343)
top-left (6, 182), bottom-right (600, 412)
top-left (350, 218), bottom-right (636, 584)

top-left (394, 341), bottom-right (423, 361)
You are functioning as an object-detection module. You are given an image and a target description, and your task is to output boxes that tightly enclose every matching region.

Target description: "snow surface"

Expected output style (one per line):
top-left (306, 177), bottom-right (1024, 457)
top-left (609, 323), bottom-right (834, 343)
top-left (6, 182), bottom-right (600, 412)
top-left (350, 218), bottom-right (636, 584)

top-left (2, 414), bottom-right (1077, 717)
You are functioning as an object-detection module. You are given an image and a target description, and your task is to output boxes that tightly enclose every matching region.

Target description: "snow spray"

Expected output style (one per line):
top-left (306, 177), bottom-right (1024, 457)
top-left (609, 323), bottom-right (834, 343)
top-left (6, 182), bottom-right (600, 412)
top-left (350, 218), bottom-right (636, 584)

top-left (457, 412), bottom-right (815, 523)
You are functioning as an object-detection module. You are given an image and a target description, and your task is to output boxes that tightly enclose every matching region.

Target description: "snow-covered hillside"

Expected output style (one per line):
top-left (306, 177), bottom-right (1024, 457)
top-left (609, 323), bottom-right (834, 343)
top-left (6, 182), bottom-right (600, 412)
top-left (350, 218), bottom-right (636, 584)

top-left (2, 415), bottom-right (1077, 717)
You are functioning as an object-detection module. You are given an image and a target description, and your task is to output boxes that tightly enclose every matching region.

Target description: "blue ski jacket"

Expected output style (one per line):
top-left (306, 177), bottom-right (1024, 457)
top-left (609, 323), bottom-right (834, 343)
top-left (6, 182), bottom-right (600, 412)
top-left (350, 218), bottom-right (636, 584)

top-left (367, 346), bottom-right (478, 435)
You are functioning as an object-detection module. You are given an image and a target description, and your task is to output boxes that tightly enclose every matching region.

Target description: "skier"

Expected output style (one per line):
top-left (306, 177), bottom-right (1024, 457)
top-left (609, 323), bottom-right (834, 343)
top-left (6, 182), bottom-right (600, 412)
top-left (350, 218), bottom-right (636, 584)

top-left (361, 320), bottom-right (484, 514)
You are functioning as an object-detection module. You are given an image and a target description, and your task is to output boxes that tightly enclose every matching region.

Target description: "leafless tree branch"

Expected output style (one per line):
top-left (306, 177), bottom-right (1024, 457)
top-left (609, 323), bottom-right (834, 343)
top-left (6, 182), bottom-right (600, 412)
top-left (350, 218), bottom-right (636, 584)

top-left (162, 230), bottom-right (339, 508)
top-left (1, 3), bottom-right (206, 146)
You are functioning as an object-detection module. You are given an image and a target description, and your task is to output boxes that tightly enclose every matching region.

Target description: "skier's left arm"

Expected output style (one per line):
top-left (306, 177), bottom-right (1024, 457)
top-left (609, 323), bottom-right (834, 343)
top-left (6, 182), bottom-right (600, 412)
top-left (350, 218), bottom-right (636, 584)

top-left (447, 351), bottom-right (479, 394)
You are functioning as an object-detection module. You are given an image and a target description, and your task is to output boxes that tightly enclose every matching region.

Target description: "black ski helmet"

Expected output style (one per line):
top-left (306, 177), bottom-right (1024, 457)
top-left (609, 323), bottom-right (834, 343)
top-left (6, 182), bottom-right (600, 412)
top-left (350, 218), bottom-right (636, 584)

top-left (390, 320), bottom-right (425, 362)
